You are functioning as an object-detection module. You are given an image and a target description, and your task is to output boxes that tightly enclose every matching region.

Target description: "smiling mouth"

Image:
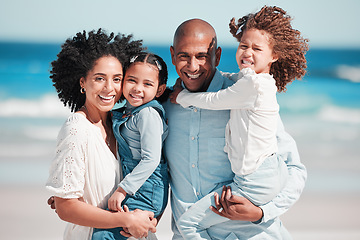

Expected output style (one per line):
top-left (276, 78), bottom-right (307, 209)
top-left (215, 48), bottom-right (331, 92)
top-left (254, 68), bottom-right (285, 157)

top-left (185, 72), bottom-right (202, 80)
top-left (129, 93), bottom-right (143, 100)
top-left (99, 95), bottom-right (115, 101)
top-left (242, 60), bottom-right (254, 65)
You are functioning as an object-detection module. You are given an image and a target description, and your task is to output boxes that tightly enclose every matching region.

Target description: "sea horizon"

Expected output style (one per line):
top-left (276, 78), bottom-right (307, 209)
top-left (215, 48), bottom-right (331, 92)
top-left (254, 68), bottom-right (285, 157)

top-left (1, 42), bottom-right (360, 240)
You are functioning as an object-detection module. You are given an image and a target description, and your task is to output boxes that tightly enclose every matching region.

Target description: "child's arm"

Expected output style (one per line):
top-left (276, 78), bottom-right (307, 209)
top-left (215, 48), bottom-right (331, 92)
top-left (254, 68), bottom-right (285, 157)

top-left (108, 186), bottom-right (127, 212)
top-left (119, 107), bottom-right (164, 196)
top-left (176, 69), bottom-right (276, 110)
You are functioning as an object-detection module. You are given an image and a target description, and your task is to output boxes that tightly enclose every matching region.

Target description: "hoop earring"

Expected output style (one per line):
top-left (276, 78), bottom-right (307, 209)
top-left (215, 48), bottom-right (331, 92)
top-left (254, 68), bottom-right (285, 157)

top-left (80, 87), bottom-right (85, 94)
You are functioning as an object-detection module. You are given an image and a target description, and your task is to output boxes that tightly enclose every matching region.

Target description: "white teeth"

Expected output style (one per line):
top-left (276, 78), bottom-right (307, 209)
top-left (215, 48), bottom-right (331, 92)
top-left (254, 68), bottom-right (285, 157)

top-left (130, 94), bottom-right (142, 99)
top-left (99, 95), bottom-right (114, 100)
top-left (242, 60), bottom-right (253, 65)
top-left (187, 73), bottom-right (201, 79)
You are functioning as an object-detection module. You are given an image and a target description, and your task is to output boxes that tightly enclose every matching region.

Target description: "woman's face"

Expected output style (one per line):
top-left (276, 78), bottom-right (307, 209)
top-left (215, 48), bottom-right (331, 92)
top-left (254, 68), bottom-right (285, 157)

top-left (122, 62), bottom-right (161, 107)
top-left (80, 56), bottom-right (123, 113)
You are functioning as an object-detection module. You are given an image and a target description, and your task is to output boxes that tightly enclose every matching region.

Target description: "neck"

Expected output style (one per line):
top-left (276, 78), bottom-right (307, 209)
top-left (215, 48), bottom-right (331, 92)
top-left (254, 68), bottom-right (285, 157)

top-left (82, 105), bottom-right (109, 127)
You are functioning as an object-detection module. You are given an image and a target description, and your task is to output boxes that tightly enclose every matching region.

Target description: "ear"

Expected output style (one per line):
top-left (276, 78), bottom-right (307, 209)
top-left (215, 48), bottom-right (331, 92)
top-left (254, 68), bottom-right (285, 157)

top-left (170, 46), bottom-right (176, 65)
top-left (215, 47), bottom-right (222, 67)
top-left (271, 53), bottom-right (278, 63)
top-left (79, 77), bottom-right (85, 88)
top-left (156, 84), bottom-right (167, 98)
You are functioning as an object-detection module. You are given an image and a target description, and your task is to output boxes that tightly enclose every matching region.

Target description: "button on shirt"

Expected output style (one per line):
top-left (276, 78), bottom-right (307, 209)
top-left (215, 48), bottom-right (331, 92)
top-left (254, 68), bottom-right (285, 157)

top-left (163, 69), bottom-right (307, 239)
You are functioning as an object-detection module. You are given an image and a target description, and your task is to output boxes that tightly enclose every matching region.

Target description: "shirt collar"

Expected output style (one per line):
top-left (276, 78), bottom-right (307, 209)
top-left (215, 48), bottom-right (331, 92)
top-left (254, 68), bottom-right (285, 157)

top-left (206, 69), bottom-right (224, 92)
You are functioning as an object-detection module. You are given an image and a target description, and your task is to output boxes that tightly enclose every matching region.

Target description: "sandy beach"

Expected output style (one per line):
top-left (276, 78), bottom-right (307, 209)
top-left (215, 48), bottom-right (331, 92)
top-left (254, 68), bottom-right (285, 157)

top-left (1, 113), bottom-right (360, 240)
top-left (0, 184), bottom-right (359, 240)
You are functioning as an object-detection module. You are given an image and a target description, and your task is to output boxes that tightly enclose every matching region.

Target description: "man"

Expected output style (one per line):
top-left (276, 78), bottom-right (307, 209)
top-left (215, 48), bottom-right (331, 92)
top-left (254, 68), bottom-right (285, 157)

top-left (48, 18), bottom-right (306, 239)
top-left (163, 18), bottom-right (306, 239)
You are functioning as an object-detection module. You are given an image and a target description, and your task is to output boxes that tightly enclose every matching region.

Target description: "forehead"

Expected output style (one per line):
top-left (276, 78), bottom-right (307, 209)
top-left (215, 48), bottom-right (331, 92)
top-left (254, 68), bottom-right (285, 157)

top-left (241, 29), bottom-right (272, 44)
top-left (174, 35), bottom-right (214, 55)
top-left (126, 62), bottom-right (159, 79)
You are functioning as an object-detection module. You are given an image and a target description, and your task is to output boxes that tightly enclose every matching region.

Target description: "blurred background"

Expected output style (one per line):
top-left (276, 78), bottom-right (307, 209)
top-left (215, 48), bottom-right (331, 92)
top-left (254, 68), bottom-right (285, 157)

top-left (1, 0), bottom-right (359, 239)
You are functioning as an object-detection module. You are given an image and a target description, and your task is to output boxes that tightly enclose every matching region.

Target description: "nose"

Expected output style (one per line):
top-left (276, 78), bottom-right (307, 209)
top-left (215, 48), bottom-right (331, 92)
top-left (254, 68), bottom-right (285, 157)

top-left (243, 48), bottom-right (252, 57)
top-left (104, 79), bottom-right (114, 91)
top-left (132, 83), bottom-right (142, 92)
top-left (188, 56), bottom-right (199, 72)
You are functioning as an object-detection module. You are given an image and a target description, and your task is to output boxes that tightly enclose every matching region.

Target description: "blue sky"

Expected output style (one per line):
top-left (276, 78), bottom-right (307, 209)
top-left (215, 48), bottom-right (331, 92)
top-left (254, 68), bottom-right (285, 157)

top-left (1, 0), bottom-right (359, 48)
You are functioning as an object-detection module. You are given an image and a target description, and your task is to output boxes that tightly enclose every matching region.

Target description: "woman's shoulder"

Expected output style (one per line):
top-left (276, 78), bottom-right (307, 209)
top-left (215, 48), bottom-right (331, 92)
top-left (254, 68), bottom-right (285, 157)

top-left (58, 112), bottom-right (91, 139)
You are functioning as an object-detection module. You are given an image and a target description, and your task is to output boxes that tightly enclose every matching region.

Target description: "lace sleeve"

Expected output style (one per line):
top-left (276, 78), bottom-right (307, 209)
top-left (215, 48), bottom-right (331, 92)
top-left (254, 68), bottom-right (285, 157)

top-left (46, 114), bottom-right (88, 199)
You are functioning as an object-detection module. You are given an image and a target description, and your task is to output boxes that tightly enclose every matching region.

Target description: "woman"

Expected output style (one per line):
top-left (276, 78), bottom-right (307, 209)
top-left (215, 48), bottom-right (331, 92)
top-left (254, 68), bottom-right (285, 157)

top-left (46, 29), bottom-right (156, 239)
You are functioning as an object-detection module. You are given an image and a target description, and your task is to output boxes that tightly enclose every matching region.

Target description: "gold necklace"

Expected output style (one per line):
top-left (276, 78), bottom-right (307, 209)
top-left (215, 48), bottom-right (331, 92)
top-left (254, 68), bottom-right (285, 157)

top-left (81, 106), bottom-right (111, 147)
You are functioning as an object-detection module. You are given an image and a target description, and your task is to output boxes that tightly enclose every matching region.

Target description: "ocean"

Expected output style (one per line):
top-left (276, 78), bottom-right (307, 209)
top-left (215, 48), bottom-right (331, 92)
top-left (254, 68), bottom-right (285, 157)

top-left (0, 42), bottom-right (360, 192)
top-left (1, 42), bottom-right (360, 240)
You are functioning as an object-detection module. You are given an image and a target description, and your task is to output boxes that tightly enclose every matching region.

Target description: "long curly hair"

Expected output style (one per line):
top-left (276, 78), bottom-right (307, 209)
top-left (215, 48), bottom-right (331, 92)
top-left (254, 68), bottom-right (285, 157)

top-left (229, 6), bottom-right (309, 92)
top-left (50, 29), bottom-right (144, 112)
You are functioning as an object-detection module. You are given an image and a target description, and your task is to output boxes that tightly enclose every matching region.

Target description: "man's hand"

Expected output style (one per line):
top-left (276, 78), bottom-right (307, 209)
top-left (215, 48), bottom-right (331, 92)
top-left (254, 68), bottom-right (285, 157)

top-left (108, 187), bottom-right (127, 212)
top-left (169, 78), bottom-right (183, 104)
top-left (210, 186), bottom-right (263, 222)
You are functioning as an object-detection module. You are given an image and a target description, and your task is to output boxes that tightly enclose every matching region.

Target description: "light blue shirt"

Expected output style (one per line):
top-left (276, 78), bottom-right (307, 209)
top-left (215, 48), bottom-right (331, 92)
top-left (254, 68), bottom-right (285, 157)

top-left (118, 104), bottom-right (168, 195)
top-left (163, 69), bottom-right (307, 239)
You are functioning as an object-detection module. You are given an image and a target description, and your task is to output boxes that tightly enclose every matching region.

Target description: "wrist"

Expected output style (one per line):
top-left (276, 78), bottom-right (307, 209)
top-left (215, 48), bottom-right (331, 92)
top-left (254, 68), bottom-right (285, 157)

top-left (116, 187), bottom-right (127, 196)
top-left (252, 207), bottom-right (264, 224)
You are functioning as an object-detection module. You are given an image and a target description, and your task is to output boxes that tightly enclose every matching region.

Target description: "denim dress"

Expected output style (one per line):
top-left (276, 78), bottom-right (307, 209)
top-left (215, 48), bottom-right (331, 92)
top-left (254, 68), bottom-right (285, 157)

top-left (92, 100), bottom-right (169, 240)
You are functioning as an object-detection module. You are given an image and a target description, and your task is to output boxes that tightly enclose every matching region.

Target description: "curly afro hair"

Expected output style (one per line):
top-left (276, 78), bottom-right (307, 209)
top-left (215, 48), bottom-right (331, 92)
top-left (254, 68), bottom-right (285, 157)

top-left (50, 28), bottom-right (144, 112)
top-left (229, 6), bottom-right (309, 92)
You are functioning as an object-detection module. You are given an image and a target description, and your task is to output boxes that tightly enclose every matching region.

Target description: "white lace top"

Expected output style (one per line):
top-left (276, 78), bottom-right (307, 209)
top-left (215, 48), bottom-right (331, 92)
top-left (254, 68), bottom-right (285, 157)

top-left (177, 68), bottom-right (279, 175)
top-left (46, 113), bottom-right (120, 240)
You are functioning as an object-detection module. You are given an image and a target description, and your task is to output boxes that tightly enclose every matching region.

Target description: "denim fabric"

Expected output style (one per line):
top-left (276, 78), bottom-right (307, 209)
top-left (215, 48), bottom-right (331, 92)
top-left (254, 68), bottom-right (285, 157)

top-left (92, 100), bottom-right (169, 240)
top-left (92, 227), bottom-right (125, 240)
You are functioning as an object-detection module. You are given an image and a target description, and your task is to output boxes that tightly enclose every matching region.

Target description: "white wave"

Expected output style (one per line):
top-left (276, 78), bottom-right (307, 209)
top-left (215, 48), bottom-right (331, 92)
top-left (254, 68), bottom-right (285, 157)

top-left (23, 126), bottom-right (61, 141)
top-left (0, 94), bottom-right (71, 118)
top-left (336, 65), bottom-right (360, 83)
top-left (317, 105), bottom-right (360, 124)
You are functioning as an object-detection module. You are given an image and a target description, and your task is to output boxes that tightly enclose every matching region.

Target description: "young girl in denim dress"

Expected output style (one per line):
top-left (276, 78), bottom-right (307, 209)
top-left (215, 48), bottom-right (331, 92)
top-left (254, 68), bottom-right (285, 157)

top-left (92, 52), bottom-right (169, 240)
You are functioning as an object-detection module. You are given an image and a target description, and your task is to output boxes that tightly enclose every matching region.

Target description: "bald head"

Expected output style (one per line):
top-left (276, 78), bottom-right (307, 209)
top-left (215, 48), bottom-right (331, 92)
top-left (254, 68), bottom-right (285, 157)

top-left (173, 19), bottom-right (218, 49)
top-left (170, 19), bottom-right (222, 92)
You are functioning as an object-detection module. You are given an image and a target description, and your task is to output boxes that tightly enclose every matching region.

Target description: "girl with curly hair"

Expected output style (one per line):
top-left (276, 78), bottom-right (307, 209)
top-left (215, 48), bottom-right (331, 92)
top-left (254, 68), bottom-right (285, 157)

top-left (171, 6), bottom-right (309, 239)
top-left (46, 29), bottom-right (157, 239)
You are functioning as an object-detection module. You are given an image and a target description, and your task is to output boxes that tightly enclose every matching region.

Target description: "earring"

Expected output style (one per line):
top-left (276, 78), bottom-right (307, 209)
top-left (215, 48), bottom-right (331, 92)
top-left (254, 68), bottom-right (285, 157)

top-left (80, 87), bottom-right (85, 94)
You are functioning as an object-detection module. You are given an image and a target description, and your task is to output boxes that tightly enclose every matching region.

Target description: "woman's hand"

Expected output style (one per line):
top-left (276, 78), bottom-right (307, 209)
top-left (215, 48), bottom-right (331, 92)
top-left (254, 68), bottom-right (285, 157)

top-left (108, 187), bottom-right (127, 212)
top-left (210, 186), bottom-right (263, 222)
top-left (47, 196), bottom-right (56, 210)
top-left (120, 209), bottom-right (157, 239)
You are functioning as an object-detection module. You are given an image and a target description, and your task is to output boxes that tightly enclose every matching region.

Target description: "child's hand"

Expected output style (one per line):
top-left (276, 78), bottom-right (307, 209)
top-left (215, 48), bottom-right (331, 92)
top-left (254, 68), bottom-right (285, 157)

top-left (108, 187), bottom-right (127, 212)
top-left (169, 78), bottom-right (183, 104)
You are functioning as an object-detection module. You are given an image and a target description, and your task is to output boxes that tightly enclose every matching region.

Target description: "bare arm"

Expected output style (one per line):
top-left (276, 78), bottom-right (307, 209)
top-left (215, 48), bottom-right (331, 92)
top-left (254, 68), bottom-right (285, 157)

top-left (54, 197), bottom-right (156, 238)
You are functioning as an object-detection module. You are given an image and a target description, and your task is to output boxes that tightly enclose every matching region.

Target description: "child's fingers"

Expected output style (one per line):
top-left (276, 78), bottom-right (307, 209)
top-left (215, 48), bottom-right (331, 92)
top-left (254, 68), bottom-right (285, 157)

top-left (123, 205), bottom-right (129, 212)
top-left (117, 201), bottom-right (122, 212)
top-left (120, 230), bottom-right (132, 238)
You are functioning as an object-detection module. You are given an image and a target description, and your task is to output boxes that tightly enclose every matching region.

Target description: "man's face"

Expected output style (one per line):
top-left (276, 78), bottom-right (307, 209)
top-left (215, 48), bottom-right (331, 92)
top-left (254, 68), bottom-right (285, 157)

top-left (170, 34), bottom-right (221, 92)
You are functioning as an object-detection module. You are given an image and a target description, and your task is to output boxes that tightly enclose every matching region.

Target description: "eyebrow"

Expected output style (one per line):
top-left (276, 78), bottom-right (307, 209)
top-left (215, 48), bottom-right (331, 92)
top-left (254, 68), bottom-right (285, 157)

top-left (94, 73), bottom-right (123, 77)
top-left (176, 51), bottom-right (209, 56)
